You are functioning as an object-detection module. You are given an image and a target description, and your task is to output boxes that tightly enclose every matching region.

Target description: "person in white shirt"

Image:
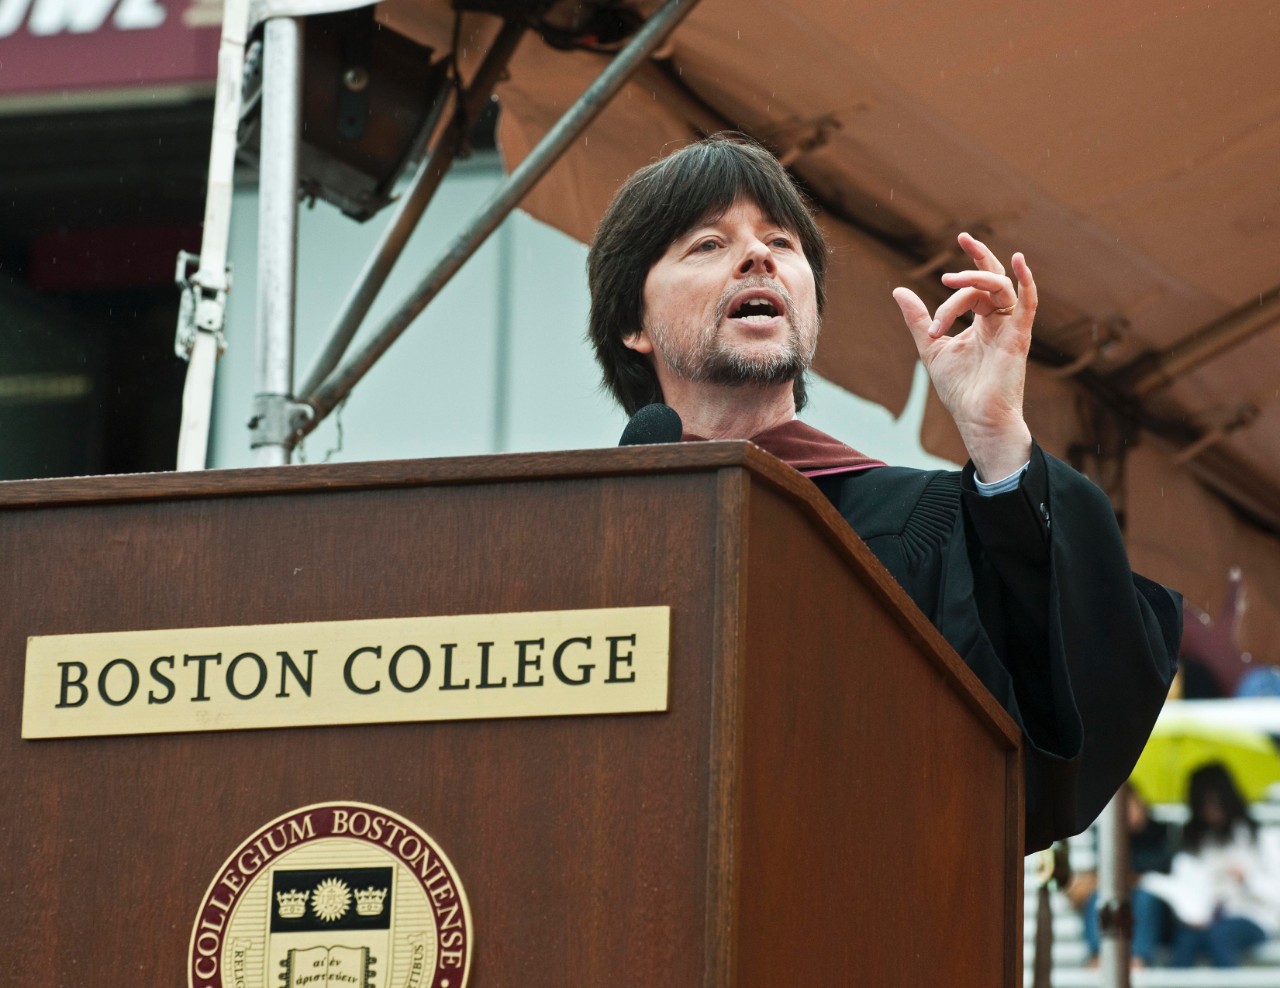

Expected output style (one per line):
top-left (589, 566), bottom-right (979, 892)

top-left (1143, 762), bottom-right (1280, 967)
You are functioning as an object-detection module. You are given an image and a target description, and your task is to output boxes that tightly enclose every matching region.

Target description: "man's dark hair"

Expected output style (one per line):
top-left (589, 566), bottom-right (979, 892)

top-left (587, 134), bottom-right (829, 416)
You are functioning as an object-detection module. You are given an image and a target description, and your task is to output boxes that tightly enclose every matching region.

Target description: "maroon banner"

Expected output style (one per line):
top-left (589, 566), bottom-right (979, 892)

top-left (0, 0), bottom-right (218, 98)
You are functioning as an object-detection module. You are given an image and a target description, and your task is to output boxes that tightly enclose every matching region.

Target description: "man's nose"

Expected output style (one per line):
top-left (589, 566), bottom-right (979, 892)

top-left (737, 240), bottom-right (776, 276)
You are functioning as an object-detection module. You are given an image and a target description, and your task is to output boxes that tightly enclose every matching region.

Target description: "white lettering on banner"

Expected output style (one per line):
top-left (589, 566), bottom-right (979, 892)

top-left (0, 0), bottom-right (32, 36)
top-left (0, 0), bottom-right (165, 38)
top-left (112, 0), bottom-right (165, 29)
top-left (28, 0), bottom-right (115, 34)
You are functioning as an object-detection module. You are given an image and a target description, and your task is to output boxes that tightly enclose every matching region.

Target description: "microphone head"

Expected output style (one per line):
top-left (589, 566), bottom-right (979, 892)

top-left (618, 403), bottom-right (683, 446)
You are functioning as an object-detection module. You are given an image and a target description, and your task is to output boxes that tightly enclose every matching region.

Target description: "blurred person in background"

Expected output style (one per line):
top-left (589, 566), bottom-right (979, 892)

top-left (1143, 762), bottom-right (1280, 967)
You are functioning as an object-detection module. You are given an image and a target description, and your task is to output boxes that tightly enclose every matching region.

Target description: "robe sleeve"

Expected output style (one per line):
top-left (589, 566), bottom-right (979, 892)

top-left (959, 443), bottom-right (1180, 851)
top-left (812, 443), bottom-right (1180, 852)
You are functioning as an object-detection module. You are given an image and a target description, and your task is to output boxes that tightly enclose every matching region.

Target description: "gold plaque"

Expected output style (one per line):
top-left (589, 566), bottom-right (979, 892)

top-left (189, 802), bottom-right (471, 988)
top-left (23, 606), bottom-right (669, 739)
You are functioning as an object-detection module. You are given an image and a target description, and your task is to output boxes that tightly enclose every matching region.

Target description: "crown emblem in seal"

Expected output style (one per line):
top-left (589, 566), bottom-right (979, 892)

top-left (188, 802), bottom-right (472, 988)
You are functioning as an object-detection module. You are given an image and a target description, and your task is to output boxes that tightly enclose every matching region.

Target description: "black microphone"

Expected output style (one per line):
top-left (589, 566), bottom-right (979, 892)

top-left (618, 403), bottom-right (683, 446)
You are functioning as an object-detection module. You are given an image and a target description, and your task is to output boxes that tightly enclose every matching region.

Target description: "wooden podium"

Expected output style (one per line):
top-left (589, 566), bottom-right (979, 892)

top-left (0, 443), bottom-right (1022, 987)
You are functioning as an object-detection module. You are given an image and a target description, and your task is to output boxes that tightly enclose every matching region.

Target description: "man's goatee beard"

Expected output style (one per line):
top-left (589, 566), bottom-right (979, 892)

top-left (652, 326), bottom-right (814, 387)
top-left (697, 345), bottom-right (810, 386)
top-left (650, 277), bottom-right (819, 387)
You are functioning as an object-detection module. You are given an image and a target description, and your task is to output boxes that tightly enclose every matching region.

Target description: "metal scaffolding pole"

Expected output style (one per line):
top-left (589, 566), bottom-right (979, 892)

top-left (1127, 282), bottom-right (1280, 398)
top-left (1097, 787), bottom-right (1133, 988)
top-left (299, 0), bottom-right (702, 437)
top-left (252, 16), bottom-right (305, 467)
top-left (173, 0), bottom-right (251, 471)
top-left (296, 19), bottom-right (526, 400)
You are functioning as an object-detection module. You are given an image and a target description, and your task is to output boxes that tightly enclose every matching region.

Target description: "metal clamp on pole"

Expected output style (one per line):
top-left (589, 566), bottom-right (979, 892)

top-left (175, 250), bottom-right (234, 471)
top-left (174, 251), bottom-right (231, 360)
top-left (249, 393), bottom-right (314, 451)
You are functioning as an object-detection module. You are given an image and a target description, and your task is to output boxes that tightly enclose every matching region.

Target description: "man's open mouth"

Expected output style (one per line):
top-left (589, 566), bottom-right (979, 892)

top-left (728, 293), bottom-right (785, 322)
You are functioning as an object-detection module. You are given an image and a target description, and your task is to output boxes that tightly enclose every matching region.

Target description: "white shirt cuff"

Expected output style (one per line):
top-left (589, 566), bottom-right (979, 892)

top-left (974, 462), bottom-right (1029, 497)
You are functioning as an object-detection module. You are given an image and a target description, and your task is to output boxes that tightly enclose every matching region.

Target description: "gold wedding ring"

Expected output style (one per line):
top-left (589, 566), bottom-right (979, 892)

top-left (992, 304), bottom-right (1017, 315)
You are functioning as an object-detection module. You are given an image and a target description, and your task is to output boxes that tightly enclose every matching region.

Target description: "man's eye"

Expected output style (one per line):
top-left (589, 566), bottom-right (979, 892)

top-left (770, 236), bottom-right (793, 249)
top-left (693, 238), bottom-right (720, 252)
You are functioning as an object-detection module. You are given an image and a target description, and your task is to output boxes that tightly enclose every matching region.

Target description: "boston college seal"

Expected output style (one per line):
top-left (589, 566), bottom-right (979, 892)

top-left (188, 802), bottom-right (472, 988)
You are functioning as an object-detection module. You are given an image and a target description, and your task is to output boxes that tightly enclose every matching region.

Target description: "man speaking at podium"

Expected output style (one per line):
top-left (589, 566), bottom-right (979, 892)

top-left (587, 134), bottom-right (1180, 853)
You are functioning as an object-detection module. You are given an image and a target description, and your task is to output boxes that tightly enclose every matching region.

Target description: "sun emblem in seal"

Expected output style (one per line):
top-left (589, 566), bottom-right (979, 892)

top-left (188, 802), bottom-right (472, 988)
top-left (311, 878), bottom-right (351, 922)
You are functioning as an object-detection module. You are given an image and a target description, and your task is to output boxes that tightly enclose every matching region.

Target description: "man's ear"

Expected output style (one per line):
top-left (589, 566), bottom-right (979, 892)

top-left (622, 329), bottom-right (653, 355)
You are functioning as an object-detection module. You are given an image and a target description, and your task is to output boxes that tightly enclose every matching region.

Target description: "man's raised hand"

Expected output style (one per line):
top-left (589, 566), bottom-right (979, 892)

top-left (892, 232), bottom-right (1037, 483)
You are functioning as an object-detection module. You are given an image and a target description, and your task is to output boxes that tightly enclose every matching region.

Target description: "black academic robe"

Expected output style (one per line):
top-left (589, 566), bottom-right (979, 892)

top-left (811, 442), bottom-right (1181, 853)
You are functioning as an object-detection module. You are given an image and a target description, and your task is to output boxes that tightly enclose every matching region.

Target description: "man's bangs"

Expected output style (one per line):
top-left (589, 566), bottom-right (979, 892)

top-left (739, 163), bottom-right (814, 239)
top-left (656, 142), bottom-right (813, 249)
top-left (647, 154), bottom-right (741, 259)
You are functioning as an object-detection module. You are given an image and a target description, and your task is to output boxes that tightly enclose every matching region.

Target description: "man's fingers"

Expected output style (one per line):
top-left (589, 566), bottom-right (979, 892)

top-left (929, 287), bottom-right (985, 338)
top-left (897, 248), bottom-right (1035, 352)
top-left (1012, 252), bottom-right (1038, 312)
top-left (940, 269), bottom-right (1017, 305)
top-left (892, 287), bottom-right (937, 353)
top-left (957, 232), bottom-right (1005, 277)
